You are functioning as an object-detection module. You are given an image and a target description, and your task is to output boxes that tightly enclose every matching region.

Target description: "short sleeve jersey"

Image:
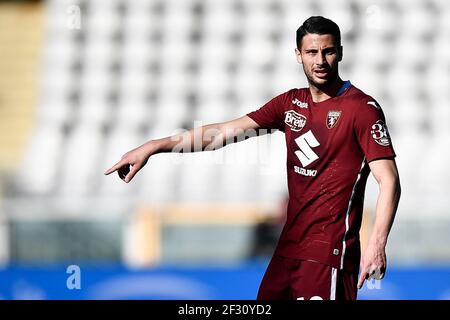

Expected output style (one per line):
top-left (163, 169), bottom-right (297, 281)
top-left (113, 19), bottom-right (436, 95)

top-left (247, 84), bottom-right (396, 272)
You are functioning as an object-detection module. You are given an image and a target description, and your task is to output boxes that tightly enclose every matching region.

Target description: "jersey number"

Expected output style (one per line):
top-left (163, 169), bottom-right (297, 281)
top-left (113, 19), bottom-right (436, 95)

top-left (294, 130), bottom-right (320, 167)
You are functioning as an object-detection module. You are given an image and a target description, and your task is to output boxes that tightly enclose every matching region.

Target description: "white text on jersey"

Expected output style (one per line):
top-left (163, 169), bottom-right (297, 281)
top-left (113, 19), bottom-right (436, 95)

top-left (284, 110), bottom-right (307, 132)
top-left (292, 98), bottom-right (308, 108)
top-left (294, 166), bottom-right (317, 177)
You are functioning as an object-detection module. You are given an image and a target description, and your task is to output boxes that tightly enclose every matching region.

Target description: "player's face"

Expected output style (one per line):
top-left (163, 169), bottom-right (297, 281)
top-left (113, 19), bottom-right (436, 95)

top-left (295, 33), bottom-right (342, 88)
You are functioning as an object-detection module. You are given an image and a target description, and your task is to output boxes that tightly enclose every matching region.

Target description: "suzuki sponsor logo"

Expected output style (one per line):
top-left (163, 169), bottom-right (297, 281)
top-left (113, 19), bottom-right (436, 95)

top-left (294, 165), bottom-right (317, 177)
top-left (284, 110), bottom-right (306, 132)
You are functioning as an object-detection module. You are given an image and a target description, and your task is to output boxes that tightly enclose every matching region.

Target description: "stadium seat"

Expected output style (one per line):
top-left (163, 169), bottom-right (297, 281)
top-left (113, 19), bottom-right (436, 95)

top-left (202, 3), bottom-right (240, 38)
top-left (16, 123), bottom-right (65, 195)
top-left (83, 11), bottom-right (121, 43)
top-left (385, 65), bottom-right (422, 100)
top-left (431, 33), bottom-right (450, 68)
top-left (59, 123), bottom-right (104, 197)
top-left (398, 6), bottom-right (436, 39)
top-left (349, 64), bottom-right (385, 101)
top-left (256, 132), bottom-right (288, 203)
top-left (138, 151), bottom-right (178, 204)
top-left (393, 35), bottom-right (428, 68)
top-left (390, 97), bottom-right (427, 133)
top-left (354, 0), bottom-right (399, 38)
top-left (78, 95), bottom-right (112, 127)
top-left (197, 38), bottom-right (235, 70)
top-left (196, 101), bottom-right (231, 124)
top-left (152, 95), bottom-right (190, 130)
top-left (424, 64), bottom-right (450, 100)
top-left (122, 11), bottom-right (157, 44)
top-left (177, 151), bottom-right (222, 202)
top-left (429, 99), bottom-right (450, 138)
top-left (241, 7), bottom-right (277, 37)
top-left (270, 63), bottom-right (306, 95)
top-left (353, 34), bottom-right (390, 68)
top-left (195, 66), bottom-right (233, 99)
top-left (234, 66), bottom-right (269, 102)
top-left (239, 35), bottom-right (275, 69)
top-left (219, 142), bottom-right (260, 202)
top-left (438, 7), bottom-right (450, 36)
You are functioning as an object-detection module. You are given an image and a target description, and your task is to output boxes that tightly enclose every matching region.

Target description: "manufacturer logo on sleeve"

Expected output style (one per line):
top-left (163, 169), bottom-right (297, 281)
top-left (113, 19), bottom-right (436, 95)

top-left (367, 101), bottom-right (381, 109)
top-left (326, 110), bottom-right (342, 129)
top-left (284, 110), bottom-right (306, 132)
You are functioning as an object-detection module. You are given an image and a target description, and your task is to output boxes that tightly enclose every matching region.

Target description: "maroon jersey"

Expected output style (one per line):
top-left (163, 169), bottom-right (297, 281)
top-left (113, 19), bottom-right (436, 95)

top-left (247, 83), bottom-right (396, 272)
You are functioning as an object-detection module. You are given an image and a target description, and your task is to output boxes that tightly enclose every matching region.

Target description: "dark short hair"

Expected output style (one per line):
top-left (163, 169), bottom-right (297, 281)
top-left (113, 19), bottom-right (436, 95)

top-left (296, 16), bottom-right (341, 49)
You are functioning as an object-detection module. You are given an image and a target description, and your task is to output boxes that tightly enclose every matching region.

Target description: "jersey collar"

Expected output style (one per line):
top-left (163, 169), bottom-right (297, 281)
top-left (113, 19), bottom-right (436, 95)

top-left (336, 80), bottom-right (351, 97)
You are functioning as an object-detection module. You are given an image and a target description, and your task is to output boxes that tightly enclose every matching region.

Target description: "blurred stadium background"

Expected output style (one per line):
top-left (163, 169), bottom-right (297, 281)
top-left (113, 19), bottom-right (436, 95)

top-left (0, 0), bottom-right (449, 299)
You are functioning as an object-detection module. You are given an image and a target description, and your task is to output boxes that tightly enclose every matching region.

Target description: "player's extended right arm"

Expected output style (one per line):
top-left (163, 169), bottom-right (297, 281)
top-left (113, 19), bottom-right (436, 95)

top-left (104, 115), bottom-right (260, 183)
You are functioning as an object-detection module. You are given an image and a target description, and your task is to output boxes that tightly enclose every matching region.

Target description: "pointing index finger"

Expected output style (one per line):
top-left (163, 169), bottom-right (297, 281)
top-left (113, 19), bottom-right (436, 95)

top-left (104, 160), bottom-right (125, 175)
top-left (357, 268), bottom-right (368, 289)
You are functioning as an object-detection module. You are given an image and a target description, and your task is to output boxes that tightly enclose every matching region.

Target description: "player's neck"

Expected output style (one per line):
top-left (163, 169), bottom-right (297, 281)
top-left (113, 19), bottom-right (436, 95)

top-left (309, 77), bottom-right (344, 103)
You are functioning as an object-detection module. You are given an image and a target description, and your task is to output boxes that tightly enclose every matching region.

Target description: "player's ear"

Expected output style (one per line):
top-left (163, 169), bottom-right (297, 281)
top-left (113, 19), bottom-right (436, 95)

top-left (338, 45), bottom-right (343, 62)
top-left (295, 48), bottom-right (303, 64)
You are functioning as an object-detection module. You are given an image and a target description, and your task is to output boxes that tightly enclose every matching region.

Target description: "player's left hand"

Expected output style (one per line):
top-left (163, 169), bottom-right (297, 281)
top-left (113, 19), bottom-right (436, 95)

top-left (357, 241), bottom-right (386, 289)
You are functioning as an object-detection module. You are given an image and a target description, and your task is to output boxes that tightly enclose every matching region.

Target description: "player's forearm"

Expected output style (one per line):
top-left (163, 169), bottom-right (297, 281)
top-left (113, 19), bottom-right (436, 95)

top-left (151, 123), bottom-right (233, 154)
top-left (369, 177), bottom-right (401, 247)
top-left (146, 116), bottom-right (259, 155)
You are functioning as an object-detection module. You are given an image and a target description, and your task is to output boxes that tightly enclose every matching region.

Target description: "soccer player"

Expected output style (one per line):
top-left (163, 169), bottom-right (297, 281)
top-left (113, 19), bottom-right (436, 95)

top-left (105, 16), bottom-right (401, 300)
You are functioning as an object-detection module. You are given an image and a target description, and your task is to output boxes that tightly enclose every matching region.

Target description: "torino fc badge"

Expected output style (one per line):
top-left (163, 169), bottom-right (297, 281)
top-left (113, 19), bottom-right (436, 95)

top-left (326, 110), bottom-right (341, 129)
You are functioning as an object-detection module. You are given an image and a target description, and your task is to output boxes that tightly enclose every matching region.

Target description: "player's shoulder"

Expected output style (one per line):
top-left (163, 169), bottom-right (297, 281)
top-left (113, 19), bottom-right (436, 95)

top-left (285, 87), bottom-right (310, 102)
top-left (344, 84), bottom-right (383, 112)
top-left (272, 87), bottom-right (309, 106)
top-left (281, 87), bottom-right (309, 98)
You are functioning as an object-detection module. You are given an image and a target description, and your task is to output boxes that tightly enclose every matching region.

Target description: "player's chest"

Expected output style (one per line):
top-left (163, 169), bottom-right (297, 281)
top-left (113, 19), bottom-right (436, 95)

top-left (282, 106), bottom-right (354, 170)
top-left (282, 106), bottom-right (351, 144)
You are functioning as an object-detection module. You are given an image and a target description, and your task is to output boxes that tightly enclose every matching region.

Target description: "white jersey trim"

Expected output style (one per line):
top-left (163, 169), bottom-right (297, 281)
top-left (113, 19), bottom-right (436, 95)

top-left (330, 267), bottom-right (337, 300)
top-left (340, 158), bottom-right (366, 269)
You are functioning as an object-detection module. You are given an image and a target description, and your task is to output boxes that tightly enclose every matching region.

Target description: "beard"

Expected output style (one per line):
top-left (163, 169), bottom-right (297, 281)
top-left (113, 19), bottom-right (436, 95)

top-left (302, 64), bottom-right (339, 89)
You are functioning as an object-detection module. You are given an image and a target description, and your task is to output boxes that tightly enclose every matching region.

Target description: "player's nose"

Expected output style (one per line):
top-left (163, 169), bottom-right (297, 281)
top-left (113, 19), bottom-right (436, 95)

top-left (315, 53), bottom-right (326, 65)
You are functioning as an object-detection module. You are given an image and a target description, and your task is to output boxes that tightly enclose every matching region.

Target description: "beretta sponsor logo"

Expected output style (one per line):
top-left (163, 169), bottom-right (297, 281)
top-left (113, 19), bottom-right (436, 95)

top-left (284, 110), bottom-right (306, 132)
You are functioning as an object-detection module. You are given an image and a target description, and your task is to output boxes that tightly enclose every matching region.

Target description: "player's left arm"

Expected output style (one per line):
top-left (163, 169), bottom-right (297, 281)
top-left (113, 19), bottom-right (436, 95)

top-left (357, 158), bottom-right (401, 289)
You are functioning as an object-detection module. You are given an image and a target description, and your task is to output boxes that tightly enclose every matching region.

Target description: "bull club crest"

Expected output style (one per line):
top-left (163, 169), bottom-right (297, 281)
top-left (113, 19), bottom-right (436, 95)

top-left (326, 110), bottom-right (342, 129)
